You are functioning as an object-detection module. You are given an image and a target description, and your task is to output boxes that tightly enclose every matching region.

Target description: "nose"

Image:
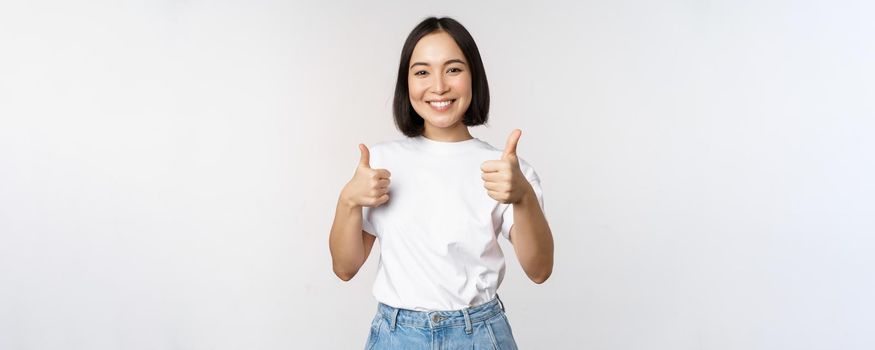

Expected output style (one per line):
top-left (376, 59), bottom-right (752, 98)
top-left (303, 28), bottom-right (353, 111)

top-left (432, 74), bottom-right (447, 94)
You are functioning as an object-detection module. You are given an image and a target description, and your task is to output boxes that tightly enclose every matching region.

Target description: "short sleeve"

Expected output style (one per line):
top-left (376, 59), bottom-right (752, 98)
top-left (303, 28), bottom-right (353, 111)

top-left (499, 158), bottom-right (545, 241)
top-left (360, 143), bottom-right (380, 237)
top-left (362, 206), bottom-right (377, 237)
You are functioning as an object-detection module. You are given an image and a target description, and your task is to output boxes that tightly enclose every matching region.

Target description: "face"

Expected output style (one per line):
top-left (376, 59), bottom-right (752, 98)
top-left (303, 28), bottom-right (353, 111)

top-left (408, 31), bottom-right (473, 133)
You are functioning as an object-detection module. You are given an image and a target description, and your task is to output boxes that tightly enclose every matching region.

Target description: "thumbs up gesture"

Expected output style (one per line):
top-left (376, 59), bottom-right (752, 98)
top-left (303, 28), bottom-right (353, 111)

top-left (481, 129), bottom-right (532, 204)
top-left (341, 144), bottom-right (392, 208)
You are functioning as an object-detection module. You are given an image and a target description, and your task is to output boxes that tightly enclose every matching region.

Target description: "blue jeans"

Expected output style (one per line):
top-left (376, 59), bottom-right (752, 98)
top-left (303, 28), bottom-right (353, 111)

top-left (364, 295), bottom-right (519, 350)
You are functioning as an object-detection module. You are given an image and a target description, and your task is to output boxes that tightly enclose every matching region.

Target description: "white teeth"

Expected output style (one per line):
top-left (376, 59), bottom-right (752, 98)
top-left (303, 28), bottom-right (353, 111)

top-left (429, 100), bottom-right (453, 108)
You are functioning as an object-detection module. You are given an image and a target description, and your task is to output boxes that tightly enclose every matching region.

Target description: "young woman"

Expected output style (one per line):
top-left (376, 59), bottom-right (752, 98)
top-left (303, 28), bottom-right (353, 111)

top-left (328, 16), bottom-right (554, 349)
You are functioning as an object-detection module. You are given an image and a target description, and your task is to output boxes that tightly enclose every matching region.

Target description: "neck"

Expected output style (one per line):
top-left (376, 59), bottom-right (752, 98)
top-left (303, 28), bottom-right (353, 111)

top-left (422, 122), bottom-right (472, 142)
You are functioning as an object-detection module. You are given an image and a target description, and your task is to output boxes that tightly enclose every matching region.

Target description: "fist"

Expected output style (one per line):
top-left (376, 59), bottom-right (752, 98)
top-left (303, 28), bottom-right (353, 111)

top-left (342, 144), bottom-right (391, 208)
top-left (481, 129), bottom-right (532, 204)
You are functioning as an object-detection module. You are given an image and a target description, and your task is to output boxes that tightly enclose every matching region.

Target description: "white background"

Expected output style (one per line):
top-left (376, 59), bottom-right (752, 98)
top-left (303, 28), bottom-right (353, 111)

top-left (1, 0), bottom-right (873, 349)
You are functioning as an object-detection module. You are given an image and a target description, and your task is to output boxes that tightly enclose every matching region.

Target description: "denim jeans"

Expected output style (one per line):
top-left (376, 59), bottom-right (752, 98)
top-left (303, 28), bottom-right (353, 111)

top-left (364, 295), bottom-right (519, 350)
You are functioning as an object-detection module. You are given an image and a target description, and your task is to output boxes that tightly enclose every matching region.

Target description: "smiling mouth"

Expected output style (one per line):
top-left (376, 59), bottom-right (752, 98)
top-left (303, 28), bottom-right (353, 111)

top-left (427, 99), bottom-right (456, 111)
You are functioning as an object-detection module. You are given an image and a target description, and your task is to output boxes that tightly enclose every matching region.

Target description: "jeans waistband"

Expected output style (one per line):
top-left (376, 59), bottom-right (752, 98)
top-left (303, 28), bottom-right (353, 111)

top-left (376, 294), bottom-right (506, 331)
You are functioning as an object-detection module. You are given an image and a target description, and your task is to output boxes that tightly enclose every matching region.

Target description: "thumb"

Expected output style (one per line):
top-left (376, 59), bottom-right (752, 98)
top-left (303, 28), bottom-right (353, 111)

top-left (502, 129), bottom-right (521, 159)
top-left (358, 144), bottom-right (371, 168)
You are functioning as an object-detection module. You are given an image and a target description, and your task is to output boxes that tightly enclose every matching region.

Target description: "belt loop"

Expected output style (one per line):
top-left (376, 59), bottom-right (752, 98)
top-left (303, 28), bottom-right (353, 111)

top-left (462, 308), bottom-right (472, 335)
top-left (390, 308), bottom-right (399, 332)
top-left (496, 293), bottom-right (505, 313)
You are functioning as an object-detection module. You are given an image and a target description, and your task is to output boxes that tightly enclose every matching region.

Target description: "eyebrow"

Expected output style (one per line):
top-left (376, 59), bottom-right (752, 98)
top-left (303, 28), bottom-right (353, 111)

top-left (409, 59), bottom-right (467, 70)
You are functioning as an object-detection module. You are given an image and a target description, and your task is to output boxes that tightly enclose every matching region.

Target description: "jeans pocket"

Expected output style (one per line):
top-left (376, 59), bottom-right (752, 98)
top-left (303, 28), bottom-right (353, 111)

top-left (486, 312), bottom-right (519, 350)
top-left (364, 315), bottom-right (383, 350)
top-left (485, 321), bottom-right (500, 350)
top-left (501, 313), bottom-right (516, 339)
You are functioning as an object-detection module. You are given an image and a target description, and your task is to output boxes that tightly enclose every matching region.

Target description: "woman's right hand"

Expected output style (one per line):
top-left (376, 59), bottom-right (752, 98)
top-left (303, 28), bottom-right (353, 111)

top-left (341, 144), bottom-right (391, 208)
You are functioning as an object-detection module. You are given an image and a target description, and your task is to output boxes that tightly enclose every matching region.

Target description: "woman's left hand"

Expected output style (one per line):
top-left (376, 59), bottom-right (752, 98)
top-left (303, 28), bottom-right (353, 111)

top-left (481, 129), bottom-right (533, 204)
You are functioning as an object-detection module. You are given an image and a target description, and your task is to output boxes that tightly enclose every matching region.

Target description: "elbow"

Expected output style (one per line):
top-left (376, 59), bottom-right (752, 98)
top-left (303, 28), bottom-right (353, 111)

top-left (334, 268), bottom-right (356, 282)
top-left (333, 262), bottom-right (360, 282)
top-left (529, 268), bottom-right (552, 284)
top-left (531, 274), bottom-right (550, 284)
top-left (331, 251), bottom-right (364, 282)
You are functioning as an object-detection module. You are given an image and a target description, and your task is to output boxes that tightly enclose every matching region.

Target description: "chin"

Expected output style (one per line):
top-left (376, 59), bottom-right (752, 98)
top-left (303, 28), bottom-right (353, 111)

top-left (424, 115), bottom-right (463, 129)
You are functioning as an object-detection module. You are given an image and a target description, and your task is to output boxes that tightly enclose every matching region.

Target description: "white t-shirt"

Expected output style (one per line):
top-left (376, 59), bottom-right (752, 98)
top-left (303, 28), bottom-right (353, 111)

top-left (362, 135), bottom-right (545, 311)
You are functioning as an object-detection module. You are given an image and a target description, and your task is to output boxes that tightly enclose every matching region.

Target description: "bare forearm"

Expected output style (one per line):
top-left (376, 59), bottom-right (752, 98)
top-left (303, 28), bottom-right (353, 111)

top-left (328, 193), bottom-right (365, 280)
top-left (511, 186), bottom-right (554, 284)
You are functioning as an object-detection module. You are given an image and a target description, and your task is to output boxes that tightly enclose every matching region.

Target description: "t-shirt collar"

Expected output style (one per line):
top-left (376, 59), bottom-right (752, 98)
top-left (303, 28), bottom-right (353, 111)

top-left (412, 135), bottom-right (481, 155)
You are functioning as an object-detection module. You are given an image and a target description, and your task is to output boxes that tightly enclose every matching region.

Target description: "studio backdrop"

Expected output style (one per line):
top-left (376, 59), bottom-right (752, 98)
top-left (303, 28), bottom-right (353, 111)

top-left (0, 0), bottom-right (873, 349)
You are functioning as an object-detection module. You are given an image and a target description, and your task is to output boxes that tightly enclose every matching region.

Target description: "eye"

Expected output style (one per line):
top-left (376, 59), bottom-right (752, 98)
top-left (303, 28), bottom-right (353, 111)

top-left (448, 67), bottom-right (463, 73)
top-left (414, 70), bottom-right (428, 76)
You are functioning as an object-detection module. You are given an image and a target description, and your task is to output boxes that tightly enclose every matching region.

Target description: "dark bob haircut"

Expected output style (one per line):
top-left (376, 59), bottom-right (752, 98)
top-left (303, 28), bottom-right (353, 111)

top-left (393, 17), bottom-right (490, 137)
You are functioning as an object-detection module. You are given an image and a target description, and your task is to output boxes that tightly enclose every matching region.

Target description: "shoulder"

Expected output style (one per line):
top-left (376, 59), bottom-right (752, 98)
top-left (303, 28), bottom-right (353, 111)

top-left (365, 137), bottom-right (415, 167)
top-left (479, 139), bottom-right (540, 182)
top-left (477, 139), bottom-right (509, 160)
top-left (517, 157), bottom-right (540, 182)
top-left (368, 137), bottom-right (414, 154)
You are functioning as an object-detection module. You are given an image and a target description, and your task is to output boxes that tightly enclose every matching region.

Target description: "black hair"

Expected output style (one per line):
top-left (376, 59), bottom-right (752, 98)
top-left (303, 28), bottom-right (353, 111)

top-left (393, 17), bottom-right (490, 137)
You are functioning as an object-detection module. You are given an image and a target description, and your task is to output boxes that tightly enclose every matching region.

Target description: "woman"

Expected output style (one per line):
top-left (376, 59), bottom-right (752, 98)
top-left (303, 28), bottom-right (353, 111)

top-left (328, 16), bottom-right (554, 349)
